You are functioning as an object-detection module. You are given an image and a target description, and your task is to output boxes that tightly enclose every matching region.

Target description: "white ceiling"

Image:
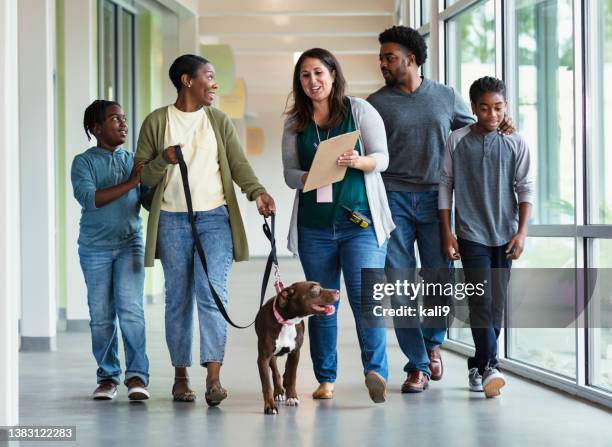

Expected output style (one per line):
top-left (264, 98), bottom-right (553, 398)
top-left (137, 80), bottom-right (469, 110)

top-left (198, 0), bottom-right (398, 100)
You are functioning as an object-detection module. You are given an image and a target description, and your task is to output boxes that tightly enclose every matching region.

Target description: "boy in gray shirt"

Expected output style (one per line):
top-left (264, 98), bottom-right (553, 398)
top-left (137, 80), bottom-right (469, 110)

top-left (439, 77), bottom-right (534, 398)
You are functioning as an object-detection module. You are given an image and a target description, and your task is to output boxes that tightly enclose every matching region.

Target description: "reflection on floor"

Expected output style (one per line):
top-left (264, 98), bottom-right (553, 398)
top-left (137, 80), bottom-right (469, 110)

top-left (19, 259), bottom-right (612, 446)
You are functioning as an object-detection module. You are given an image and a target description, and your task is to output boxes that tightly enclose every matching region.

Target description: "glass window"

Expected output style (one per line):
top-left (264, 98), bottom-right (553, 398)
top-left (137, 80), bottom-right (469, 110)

top-left (508, 0), bottom-right (575, 224)
top-left (120, 8), bottom-right (135, 150)
top-left (99, 0), bottom-right (136, 150)
top-left (101, 1), bottom-right (117, 101)
top-left (421, 33), bottom-right (430, 78)
top-left (420, 0), bottom-right (430, 25)
top-left (589, 0), bottom-right (612, 224)
top-left (589, 239), bottom-right (612, 392)
top-left (507, 237), bottom-right (576, 378)
top-left (446, 0), bottom-right (496, 101)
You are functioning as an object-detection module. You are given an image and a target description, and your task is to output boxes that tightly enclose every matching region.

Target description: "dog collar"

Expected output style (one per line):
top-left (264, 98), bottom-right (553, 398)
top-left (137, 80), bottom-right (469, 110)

top-left (273, 297), bottom-right (302, 326)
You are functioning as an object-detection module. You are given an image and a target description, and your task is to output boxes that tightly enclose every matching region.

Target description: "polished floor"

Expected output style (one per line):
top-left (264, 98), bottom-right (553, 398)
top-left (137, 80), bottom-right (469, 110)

top-left (19, 259), bottom-right (612, 447)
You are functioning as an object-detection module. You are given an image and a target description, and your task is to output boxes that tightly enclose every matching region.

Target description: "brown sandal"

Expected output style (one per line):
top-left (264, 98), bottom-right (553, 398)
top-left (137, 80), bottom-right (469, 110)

top-left (205, 382), bottom-right (227, 407)
top-left (172, 377), bottom-right (196, 402)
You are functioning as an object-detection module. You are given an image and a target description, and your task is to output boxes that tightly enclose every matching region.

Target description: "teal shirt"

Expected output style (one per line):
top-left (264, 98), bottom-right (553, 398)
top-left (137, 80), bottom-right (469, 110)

top-left (71, 147), bottom-right (142, 248)
top-left (297, 98), bottom-right (369, 228)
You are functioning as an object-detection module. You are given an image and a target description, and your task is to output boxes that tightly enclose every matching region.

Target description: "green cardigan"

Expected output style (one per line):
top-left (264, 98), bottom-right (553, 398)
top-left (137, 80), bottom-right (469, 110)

top-left (135, 105), bottom-right (266, 267)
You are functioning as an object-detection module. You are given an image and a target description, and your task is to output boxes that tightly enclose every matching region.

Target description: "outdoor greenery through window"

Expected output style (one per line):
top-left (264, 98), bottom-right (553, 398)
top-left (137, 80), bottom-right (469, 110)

top-left (510, 0), bottom-right (574, 225)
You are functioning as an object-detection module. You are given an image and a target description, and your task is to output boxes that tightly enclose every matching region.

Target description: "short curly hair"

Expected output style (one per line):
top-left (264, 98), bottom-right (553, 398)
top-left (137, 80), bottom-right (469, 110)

top-left (378, 26), bottom-right (428, 66)
top-left (469, 76), bottom-right (507, 103)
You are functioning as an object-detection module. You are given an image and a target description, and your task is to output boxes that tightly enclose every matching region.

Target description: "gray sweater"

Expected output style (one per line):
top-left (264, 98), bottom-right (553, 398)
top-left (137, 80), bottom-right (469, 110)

top-left (282, 96), bottom-right (396, 255)
top-left (439, 125), bottom-right (535, 247)
top-left (367, 78), bottom-right (474, 192)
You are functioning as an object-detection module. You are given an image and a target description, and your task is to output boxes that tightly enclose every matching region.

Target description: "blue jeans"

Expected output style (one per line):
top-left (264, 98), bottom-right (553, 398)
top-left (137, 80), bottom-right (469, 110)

top-left (458, 238), bottom-right (511, 374)
top-left (298, 214), bottom-right (389, 383)
top-left (78, 236), bottom-right (149, 386)
top-left (157, 207), bottom-right (233, 367)
top-left (385, 191), bottom-right (450, 377)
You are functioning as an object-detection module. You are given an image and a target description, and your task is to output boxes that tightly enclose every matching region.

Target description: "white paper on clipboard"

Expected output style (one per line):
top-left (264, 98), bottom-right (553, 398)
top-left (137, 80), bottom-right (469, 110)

top-left (302, 130), bottom-right (361, 193)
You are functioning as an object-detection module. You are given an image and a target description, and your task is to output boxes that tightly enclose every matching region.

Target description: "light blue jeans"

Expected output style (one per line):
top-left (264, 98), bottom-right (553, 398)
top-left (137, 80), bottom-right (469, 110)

top-left (298, 213), bottom-right (389, 384)
top-left (78, 236), bottom-right (149, 386)
top-left (386, 191), bottom-right (450, 377)
top-left (157, 207), bottom-right (233, 367)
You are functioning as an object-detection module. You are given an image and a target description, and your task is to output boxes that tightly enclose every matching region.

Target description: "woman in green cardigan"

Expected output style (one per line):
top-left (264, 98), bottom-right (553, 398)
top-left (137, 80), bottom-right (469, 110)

top-left (135, 54), bottom-right (275, 406)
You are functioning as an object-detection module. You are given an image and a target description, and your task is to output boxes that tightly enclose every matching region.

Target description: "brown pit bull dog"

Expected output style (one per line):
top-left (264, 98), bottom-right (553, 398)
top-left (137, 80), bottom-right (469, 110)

top-left (255, 281), bottom-right (339, 415)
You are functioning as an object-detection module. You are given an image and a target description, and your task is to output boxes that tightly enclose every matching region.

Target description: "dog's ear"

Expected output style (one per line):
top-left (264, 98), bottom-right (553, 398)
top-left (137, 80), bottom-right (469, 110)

top-left (278, 287), bottom-right (295, 308)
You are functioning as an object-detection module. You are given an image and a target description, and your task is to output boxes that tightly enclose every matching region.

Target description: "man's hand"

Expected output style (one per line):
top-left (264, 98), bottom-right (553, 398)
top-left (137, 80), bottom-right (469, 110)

top-left (163, 145), bottom-right (180, 164)
top-left (128, 161), bottom-right (145, 187)
top-left (498, 115), bottom-right (516, 135)
top-left (256, 192), bottom-right (276, 217)
top-left (506, 232), bottom-right (526, 260)
top-left (442, 231), bottom-right (461, 261)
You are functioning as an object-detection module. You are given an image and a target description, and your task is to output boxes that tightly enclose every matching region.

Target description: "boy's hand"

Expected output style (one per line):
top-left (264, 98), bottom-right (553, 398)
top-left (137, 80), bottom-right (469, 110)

top-left (256, 192), bottom-right (276, 217)
top-left (506, 232), bottom-right (526, 260)
top-left (129, 161), bottom-right (145, 186)
top-left (498, 115), bottom-right (516, 135)
top-left (442, 232), bottom-right (461, 261)
top-left (163, 145), bottom-right (180, 164)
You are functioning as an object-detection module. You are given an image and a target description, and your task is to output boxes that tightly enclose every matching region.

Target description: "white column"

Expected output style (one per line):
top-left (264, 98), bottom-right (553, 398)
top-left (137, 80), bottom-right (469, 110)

top-left (64, 0), bottom-right (97, 330)
top-left (0, 0), bottom-right (21, 426)
top-left (18, 0), bottom-right (57, 351)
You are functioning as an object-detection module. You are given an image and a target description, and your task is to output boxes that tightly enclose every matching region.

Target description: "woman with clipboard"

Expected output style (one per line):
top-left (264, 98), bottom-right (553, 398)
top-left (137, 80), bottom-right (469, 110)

top-left (282, 48), bottom-right (395, 403)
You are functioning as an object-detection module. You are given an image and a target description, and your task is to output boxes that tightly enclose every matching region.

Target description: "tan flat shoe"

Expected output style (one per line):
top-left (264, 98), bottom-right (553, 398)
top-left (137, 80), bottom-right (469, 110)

top-left (312, 382), bottom-right (334, 399)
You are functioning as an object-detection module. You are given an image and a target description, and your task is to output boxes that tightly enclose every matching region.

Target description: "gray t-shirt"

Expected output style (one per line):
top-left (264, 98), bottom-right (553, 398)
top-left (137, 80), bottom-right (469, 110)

top-left (438, 125), bottom-right (535, 247)
top-left (367, 78), bottom-right (474, 192)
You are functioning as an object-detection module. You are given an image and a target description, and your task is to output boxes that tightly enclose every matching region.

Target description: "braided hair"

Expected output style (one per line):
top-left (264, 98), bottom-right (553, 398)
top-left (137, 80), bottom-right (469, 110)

top-left (83, 99), bottom-right (120, 140)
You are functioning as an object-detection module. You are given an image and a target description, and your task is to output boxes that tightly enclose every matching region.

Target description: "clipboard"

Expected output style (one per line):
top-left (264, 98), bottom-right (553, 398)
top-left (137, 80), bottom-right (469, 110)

top-left (303, 130), bottom-right (361, 193)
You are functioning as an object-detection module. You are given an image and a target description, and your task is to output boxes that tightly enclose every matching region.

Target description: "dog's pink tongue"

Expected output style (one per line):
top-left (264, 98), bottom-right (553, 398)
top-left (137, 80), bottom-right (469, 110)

top-left (324, 306), bottom-right (335, 316)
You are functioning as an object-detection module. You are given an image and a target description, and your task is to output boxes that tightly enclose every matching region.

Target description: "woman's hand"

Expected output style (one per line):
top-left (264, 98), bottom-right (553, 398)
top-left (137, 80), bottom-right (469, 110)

top-left (256, 192), bottom-right (276, 217)
top-left (163, 145), bottom-right (181, 164)
top-left (337, 150), bottom-right (377, 172)
top-left (337, 150), bottom-right (361, 169)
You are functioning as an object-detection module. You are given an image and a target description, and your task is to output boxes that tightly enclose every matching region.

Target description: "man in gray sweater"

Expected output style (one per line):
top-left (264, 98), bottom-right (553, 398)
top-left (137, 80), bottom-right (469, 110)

top-left (367, 26), bottom-right (513, 393)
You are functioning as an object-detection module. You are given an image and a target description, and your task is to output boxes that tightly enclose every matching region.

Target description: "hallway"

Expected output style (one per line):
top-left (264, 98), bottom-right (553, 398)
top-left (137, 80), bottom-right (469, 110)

top-left (18, 259), bottom-right (612, 447)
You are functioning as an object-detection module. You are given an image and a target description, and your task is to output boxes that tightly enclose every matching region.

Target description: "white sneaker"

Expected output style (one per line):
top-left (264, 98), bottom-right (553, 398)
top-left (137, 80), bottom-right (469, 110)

top-left (482, 367), bottom-right (506, 398)
top-left (127, 377), bottom-right (150, 401)
top-left (468, 367), bottom-right (483, 392)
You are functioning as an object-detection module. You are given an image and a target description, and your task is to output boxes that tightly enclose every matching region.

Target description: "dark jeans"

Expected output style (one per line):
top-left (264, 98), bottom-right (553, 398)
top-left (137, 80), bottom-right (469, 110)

top-left (458, 238), bottom-right (511, 374)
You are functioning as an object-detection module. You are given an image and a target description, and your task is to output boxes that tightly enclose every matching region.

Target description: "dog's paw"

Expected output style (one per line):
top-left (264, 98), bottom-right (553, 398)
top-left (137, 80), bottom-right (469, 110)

top-left (285, 397), bottom-right (299, 406)
top-left (264, 404), bottom-right (279, 415)
top-left (274, 393), bottom-right (286, 402)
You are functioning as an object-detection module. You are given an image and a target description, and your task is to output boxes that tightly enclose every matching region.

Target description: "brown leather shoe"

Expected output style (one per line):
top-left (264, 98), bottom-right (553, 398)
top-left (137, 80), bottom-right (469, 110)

top-left (428, 346), bottom-right (443, 381)
top-left (401, 371), bottom-right (429, 393)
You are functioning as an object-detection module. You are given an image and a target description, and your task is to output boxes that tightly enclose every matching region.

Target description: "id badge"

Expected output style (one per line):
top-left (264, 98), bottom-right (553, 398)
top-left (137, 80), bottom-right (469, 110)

top-left (316, 184), bottom-right (333, 203)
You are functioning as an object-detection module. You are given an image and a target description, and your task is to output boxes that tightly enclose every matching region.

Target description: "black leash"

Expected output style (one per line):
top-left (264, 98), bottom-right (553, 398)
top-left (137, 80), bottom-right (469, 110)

top-left (175, 146), bottom-right (281, 329)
